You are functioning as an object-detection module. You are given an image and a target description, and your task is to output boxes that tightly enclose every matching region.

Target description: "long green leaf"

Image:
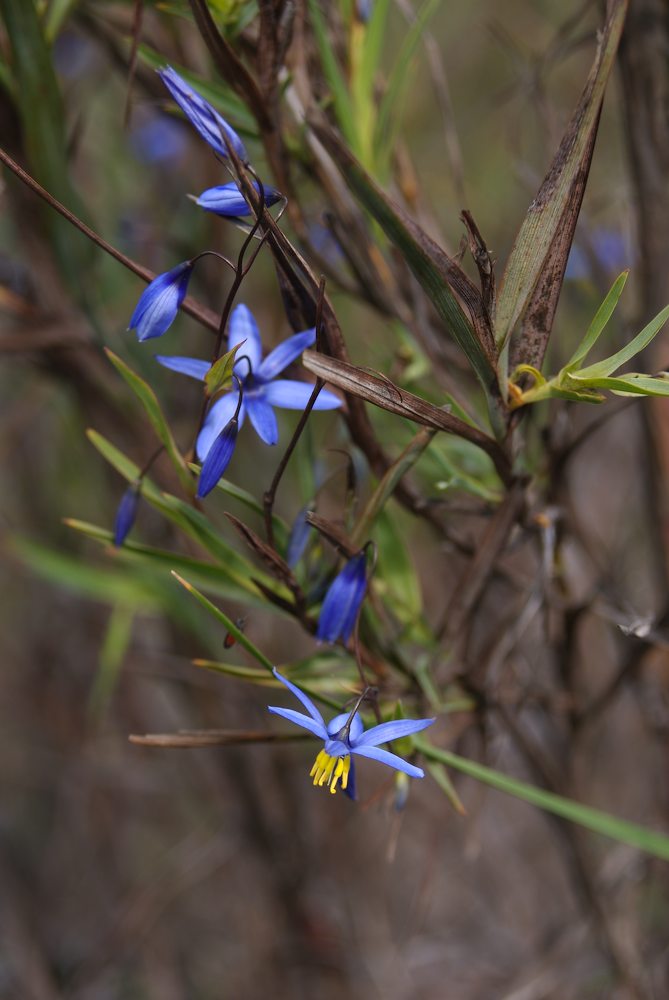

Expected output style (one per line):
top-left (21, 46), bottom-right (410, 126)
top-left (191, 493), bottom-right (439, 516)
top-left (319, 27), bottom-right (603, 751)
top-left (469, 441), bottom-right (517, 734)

top-left (375, 0), bottom-right (442, 166)
top-left (0, 0), bottom-right (91, 292)
top-left (311, 125), bottom-right (497, 392)
top-left (568, 374), bottom-right (669, 397)
top-left (495, 0), bottom-right (627, 350)
top-left (308, 0), bottom-right (359, 152)
top-left (172, 571), bottom-right (276, 674)
top-left (65, 518), bottom-right (272, 606)
top-left (575, 303), bottom-right (669, 379)
top-left (105, 349), bottom-right (194, 496)
top-left (417, 740), bottom-right (669, 862)
top-left (566, 270), bottom-right (629, 368)
top-left (86, 430), bottom-right (284, 598)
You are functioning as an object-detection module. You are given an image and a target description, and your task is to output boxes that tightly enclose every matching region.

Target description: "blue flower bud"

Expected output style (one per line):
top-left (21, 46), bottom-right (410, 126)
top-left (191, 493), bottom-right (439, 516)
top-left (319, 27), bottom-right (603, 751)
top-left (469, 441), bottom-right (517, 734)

top-left (128, 261), bottom-right (193, 342)
top-left (113, 485), bottom-right (140, 546)
top-left (316, 551), bottom-right (368, 644)
top-left (197, 418), bottom-right (238, 499)
top-left (196, 181), bottom-right (282, 218)
top-left (158, 66), bottom-right (248, 162)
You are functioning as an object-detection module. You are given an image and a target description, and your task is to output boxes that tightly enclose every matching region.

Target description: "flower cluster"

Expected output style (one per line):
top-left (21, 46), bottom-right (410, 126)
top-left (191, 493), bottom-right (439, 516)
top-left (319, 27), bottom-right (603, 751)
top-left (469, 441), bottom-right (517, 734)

top-left (123, 67), bottom-right (340, 502)
top-left (119, 66), bottom-right (430, 803)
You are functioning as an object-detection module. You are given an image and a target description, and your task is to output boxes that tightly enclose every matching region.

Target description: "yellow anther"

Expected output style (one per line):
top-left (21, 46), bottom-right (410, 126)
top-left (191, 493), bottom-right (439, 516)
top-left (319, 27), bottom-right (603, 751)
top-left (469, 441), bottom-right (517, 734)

top-left (318, 755), bottom-right (336, 786)
top-left (309, 751), bottom-right (351, 795)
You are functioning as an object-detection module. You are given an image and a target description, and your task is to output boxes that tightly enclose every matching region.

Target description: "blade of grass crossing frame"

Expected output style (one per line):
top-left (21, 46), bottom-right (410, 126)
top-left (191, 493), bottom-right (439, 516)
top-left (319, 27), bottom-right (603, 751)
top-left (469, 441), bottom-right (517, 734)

top-left (105, 350), bottom-right (194, 496)
top-left (417, 740), bottom-right (669, 862)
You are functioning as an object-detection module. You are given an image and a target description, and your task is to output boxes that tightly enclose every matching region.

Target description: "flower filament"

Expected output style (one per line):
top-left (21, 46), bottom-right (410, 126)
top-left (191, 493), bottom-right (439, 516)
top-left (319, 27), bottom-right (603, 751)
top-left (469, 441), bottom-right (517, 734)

top-left (309, 750), bottom-right (350, 794)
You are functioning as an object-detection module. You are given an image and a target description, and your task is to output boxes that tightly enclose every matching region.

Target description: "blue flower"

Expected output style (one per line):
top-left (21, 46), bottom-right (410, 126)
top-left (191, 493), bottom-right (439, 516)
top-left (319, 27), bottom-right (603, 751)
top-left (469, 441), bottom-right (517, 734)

top-left (113, 485), bottom-right (140, 546)
top-left (268, 669), bottom-right (435, 797)
top-left (156, 303), bottom-right (341, 460)
top-left (128, 261), bottom-right (193, 342)
top-left (158, 66), bottom-right (248, 162)
top-left (317, 551), bottom-right (368, 644)
top-left (196, 181), bottom-right (282, 217)
top-left (197, 415), bottom-right (238, 498)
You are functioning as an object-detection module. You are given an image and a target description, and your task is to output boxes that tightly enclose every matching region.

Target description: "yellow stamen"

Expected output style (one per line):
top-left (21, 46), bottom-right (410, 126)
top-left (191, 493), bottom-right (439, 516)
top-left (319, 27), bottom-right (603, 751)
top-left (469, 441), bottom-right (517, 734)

top-left (309, 751), bottom-right (351, 795)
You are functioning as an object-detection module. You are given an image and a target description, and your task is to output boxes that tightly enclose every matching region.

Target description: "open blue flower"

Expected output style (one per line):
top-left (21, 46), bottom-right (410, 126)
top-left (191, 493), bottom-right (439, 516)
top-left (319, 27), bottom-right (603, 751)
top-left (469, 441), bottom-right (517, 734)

top-left (268, 669), bottom-right (435, 798)
top-left (128, 261), bottom-right (193, 342)
top-left (196, 181), bottom-right (282, 217)
top-left (317, 551), bottom-right (368, 644)
top-left (156, 303), bottom-right (341, 460)
top-left (158, 66), bottom-right (247, 162)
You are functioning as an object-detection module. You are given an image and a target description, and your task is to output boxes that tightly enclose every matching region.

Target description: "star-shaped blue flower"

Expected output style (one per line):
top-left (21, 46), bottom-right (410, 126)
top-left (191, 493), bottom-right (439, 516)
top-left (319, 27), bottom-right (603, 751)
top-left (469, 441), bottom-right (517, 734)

top-left (268, 669), bottom-right (435, 798)
top-left (156, 303), bottom-right (341, 460)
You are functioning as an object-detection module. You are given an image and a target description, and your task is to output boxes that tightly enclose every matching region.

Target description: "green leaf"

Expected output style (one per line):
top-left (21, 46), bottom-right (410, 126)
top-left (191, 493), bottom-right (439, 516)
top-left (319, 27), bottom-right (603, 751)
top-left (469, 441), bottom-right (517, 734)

top-left (172, 571), bottom-right (276, 673)
top-left (65, 518), bottom-right (272, 606)
top-left (43, 0), bottom-right (80, 40)
top-left (307, 0), bottom-right (359, 152)
top-left (205, 343), bottom-right (243, 398)
top-left (417, 740), bottom-right (669, 862)
top-left (567, 373), bottom-right (669, 398)
top-left (494, 1), bottom-right (627, 350)
top-left (372, 505), bottom-right (423, 630)
top-left (427, 762), bottom-right (467, 816)
top-left (88, 603), bottom-right (134, 718)
top-left (357, 0), bottom-right (392, 104)
top-left (311, 126), bottom-right (498, 393)
top-left (352, 427), bottom-right (436, 546)
top-left (575, 303), bottom-right (669, 379)
top-left (105, 349), bottom-right (194, 496)
top-left (566, 270), bottom-right (629, 369)
top-left (0, 0), bottom-right (92, 293)
top-left (375, 0), bottom-right (442, 170)
top-left (11, 536), bottom-right (159, 609)
top-left (193, 656), bottom-right (344, 711)
top-left (86, 430), bottom-right (286, 599)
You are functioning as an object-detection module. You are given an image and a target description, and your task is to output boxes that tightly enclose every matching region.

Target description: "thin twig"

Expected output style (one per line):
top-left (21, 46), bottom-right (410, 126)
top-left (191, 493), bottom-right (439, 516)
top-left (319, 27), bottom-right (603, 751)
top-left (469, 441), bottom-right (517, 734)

top-left (262, 277), bottom-right (328, 547)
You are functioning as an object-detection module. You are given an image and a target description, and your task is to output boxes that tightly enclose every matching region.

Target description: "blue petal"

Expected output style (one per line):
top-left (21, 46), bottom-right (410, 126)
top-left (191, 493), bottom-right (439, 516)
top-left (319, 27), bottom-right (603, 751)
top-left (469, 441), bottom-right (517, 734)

top-left (158, 66), bottom-right (247, 161)
top-left (257, 328), bottom-right (316, 381)
top-left (155, 355), bottom-right (210, 381)
top-left (128, 262), bottom-right (192, 341)
top-left (352, 717), bottom-right (435, 748)
top-left (343, 757), bottom-right (356, 800)
top-left (272, 669), bottom-right (327, 729)
top-left (267, 706), bottom-right (328, 740)
top-left (326, 712), bottom-right (364, 742)
top-left (351, 744), bottom-right (425, 778)
top-left (316, 552), bottom-right (368, 644)
top-left (261, 380), bottom-right (341, 410)
top-left (113, 486), bottom-right (140, 547)
top-left (196, 181), bottom-right (281, 218)
top-left (229, 303), bottom-right (262, 373)
top-left (196, 393), bottom-right (243, 460)
top-left (246, 392), bottom-right (278, 445)
top-left (196, 419), bottom-right (237, 498)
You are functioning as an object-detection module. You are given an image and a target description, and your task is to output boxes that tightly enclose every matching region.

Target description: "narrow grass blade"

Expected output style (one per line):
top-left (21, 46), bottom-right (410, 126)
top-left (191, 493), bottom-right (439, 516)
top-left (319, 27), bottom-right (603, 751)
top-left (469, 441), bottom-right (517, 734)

top-left (105, 349), bottom-right (194, 496)
top-left (566, 270), bottom-right (629, 368)
top-left (417, 740), bottom-right (669, 862)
